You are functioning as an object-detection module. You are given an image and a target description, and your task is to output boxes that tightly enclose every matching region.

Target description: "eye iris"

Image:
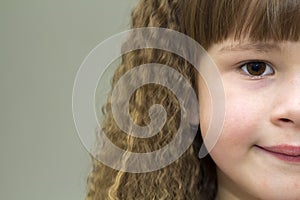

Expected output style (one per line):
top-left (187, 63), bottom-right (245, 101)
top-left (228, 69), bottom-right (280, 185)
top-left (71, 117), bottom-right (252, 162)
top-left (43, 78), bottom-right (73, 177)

top-left (246, 62), bottom-right (266, 76)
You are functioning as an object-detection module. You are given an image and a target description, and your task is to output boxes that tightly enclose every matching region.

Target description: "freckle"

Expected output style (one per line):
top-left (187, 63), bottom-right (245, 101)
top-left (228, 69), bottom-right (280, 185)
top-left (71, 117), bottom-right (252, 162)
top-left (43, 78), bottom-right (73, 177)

top-left (293, 181), bottom-right (299, 188)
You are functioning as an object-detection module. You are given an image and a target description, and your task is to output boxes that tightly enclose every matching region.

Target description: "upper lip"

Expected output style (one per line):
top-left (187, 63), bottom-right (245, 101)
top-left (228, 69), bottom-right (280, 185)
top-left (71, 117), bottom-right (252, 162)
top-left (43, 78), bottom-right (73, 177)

top-left (258, 145), bottom-right (300, 156)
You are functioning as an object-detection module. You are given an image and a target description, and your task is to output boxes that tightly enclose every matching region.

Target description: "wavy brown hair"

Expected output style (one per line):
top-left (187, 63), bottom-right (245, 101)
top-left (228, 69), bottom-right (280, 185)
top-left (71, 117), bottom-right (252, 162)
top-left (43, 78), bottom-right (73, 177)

top-left (85, 0), bottom-right (300, 199)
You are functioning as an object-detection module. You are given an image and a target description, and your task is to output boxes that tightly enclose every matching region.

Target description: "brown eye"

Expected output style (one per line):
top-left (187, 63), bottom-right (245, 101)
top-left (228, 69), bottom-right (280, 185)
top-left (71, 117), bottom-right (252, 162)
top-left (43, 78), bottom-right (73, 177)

top-left (241, 62), bottom-right (274, 76)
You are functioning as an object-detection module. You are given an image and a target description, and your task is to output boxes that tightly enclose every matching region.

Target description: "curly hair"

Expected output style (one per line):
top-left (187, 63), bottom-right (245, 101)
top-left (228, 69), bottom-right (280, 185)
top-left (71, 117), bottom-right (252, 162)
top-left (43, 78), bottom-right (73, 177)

top-left (85, 0), bottom-right (300, 199)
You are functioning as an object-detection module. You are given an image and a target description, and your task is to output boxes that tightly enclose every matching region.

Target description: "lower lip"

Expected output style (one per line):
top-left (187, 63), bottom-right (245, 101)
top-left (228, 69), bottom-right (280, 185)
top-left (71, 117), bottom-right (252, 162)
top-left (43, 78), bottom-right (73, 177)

top-left (256, 146), bottom-right (300, 163)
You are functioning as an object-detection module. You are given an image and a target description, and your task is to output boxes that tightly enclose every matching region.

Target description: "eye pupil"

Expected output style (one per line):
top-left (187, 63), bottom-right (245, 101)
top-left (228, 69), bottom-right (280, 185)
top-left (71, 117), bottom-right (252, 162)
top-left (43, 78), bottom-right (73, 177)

top-left (246, 62), bottom-right (266, 76)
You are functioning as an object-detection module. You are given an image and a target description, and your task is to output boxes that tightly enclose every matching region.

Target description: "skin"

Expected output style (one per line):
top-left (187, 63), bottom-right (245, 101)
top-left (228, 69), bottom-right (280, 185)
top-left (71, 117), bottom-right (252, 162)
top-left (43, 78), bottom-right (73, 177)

top-left (198, 40), bottom-right (300, 200)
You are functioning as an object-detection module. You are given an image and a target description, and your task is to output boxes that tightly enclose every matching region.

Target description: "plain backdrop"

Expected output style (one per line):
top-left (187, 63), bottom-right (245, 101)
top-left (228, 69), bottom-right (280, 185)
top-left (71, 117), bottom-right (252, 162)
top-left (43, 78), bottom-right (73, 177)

top-left (0, 0), bottom-right (138, 199)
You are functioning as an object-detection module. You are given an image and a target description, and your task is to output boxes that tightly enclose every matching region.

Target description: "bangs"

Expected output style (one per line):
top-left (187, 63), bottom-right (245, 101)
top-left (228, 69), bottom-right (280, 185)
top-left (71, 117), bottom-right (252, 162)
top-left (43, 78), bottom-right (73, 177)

top-left (192, 0), bottom-right (300, 47)
top-left (234, 0), bottom-right (300, 41)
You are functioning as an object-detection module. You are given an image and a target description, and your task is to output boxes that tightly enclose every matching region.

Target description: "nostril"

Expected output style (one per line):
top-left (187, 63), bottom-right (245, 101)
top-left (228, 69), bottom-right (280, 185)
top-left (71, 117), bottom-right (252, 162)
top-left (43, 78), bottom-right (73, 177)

top-left (279, 118), bottom-right (293, 123)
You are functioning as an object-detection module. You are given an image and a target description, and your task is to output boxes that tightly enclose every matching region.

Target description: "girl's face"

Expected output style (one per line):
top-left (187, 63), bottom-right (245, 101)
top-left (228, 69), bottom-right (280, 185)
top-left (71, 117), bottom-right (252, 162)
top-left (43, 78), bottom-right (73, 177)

top-left (199, 40), bottom-right (300, 200)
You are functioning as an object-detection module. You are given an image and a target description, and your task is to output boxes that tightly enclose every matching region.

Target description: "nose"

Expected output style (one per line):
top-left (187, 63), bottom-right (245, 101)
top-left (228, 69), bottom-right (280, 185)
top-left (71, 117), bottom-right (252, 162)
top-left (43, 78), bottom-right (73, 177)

top-left (270, 77), bottom-right (300, 128)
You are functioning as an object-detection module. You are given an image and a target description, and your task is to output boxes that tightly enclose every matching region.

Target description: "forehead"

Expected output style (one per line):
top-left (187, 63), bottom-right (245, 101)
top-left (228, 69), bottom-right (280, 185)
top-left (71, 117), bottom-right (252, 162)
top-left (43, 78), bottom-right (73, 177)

top-left (218, 41), bottom-right (281, 53)
top-left (207, 38), bottom-right (300, 53)
top-left (205, 40), bottom-right (300, 66)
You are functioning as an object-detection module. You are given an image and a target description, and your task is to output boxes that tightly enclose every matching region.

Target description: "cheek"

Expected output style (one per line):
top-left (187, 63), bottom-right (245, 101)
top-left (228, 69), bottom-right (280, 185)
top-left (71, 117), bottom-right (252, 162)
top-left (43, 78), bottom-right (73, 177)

top-left (223, 90), bottom-right (267, 141)
top-left (199, 81), bottom-right (256, 143)
top-left (207, 93), bottom-right (259, 171)
top-left (205, 89), bottom-right (265, 157)
top-left (221, 97), bottom-right (255, 145)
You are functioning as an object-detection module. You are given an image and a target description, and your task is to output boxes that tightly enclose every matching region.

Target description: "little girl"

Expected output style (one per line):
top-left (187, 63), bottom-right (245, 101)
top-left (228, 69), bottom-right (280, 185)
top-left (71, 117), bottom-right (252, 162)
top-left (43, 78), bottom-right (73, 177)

top-left (85, 0), bottom-right (300, 199)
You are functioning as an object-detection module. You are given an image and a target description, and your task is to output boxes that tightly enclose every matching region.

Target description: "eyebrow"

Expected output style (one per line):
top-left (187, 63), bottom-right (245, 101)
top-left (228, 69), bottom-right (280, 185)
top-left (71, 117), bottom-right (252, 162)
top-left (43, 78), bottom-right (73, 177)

top-left (218, 43), bottom-right (281, 53)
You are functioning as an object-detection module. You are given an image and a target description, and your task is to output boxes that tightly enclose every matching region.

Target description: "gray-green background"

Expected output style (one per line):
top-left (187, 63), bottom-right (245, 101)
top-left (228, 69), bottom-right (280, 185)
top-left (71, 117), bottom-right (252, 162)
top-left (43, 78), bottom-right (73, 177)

top-left (0, 1), bottom-right (137, 199)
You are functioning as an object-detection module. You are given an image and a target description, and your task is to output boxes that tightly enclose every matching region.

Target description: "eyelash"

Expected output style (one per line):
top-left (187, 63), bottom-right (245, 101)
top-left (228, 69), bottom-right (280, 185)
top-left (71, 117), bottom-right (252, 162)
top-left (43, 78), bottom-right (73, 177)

top-left (238, 61), bottom-right (275, 79)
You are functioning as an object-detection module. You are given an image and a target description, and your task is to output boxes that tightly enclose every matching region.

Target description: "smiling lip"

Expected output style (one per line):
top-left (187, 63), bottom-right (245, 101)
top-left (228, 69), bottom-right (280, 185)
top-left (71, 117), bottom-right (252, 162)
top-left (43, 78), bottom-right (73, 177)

top-left (257, 145), bottom-right (300, 162)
